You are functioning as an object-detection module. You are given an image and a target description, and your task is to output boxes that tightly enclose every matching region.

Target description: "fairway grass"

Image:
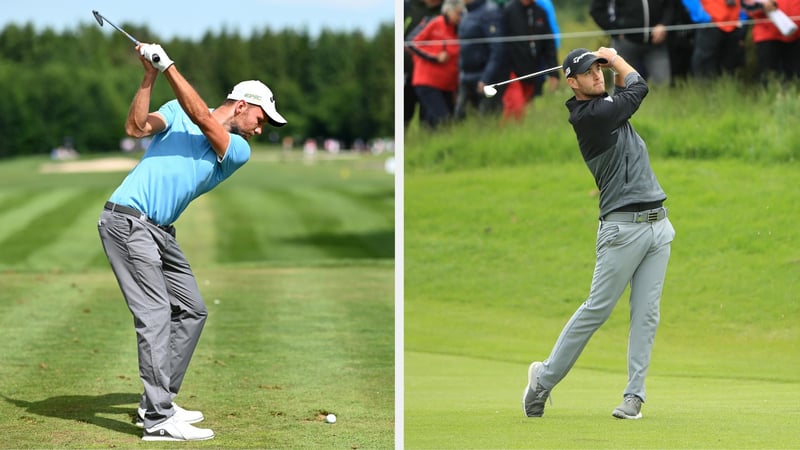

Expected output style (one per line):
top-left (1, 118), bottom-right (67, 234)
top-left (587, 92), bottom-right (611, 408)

top-left (405, 159), bottom-right (800, 448)
top-left (405, 351), bottom-right (799, 449)
top-left (0, 266), bottom-right (393, 448)
top-left (0, 151), bottom-right (394, 448)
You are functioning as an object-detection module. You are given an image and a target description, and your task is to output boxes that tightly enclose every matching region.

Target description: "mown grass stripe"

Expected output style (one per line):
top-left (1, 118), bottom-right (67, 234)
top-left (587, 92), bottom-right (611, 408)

top-left (0, 189), bottom-right (81, 255)
top-left (192, 265), bottom-right (394, 446)
top-left (0, 190), bottom-right (35, 216)
top-left (208, 187), bottom-right (263, 263)
top-left (282, 185), bottom-right (394, 259)
top-left (23, 190), bottom-right (114, 272)
top-left (0, 188), bottom-right (102, 268)
top-left (0, 272), bottom-right (137, 394)
top-left (174, 194), bottom-right (216, 267)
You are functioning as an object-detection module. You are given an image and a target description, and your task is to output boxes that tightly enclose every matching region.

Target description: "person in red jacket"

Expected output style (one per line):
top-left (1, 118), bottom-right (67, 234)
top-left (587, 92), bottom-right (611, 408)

top-left (681, 0), bottom-right (748, 78)
top-left (406, 0), bottom-right (465, 129)
top-left (742, 0), bottom-right (800, 80)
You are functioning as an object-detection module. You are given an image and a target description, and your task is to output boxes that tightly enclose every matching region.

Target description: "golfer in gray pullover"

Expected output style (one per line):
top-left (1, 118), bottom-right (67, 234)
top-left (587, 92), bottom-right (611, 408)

top-left (523, 47), bottom-right (675, 420)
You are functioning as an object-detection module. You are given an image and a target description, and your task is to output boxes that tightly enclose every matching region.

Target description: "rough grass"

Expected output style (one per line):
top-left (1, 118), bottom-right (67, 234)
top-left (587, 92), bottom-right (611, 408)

top-left (405, 78), bottom-right (800, 171)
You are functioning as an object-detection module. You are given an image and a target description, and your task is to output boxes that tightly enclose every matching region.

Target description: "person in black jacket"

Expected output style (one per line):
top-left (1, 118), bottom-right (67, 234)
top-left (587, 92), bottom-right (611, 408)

top-left (501, 0), bottom-right (560, 120)
top-left (404, 0), bottom-right (444, 127)
top-left (454, 0), bottom-right (506, 120)
top-left (589, 0), bottom-right (675, 85)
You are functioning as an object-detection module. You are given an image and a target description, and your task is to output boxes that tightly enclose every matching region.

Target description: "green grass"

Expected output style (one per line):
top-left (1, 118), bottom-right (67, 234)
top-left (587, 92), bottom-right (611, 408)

top-left (404, 160), bottom-right (800, 448)
top-left (0, 150), bottom-right (395, 448)
top-left (405, 77), bottom-right (800, 171)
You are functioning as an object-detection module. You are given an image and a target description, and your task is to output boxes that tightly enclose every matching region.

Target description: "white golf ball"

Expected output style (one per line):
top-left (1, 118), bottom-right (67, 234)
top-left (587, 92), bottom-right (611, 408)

top-left (325, 413), bottom-right (336, 424)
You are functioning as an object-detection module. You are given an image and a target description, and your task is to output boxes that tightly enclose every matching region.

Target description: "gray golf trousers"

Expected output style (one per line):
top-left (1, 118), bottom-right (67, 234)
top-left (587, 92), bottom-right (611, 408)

top-left (539, 215), bottom-right (675, 403)
top-left (98, 209), bottom-right (207, 428)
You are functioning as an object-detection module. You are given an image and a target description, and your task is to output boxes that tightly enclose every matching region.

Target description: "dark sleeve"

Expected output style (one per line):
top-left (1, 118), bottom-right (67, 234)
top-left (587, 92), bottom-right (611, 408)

top-left (573, 74), bottom-right (649, 160)
top-left (658, 0), bottom-right (676, 25)
top-left (590, 0), bottom-right (615, 30)
top-left (481, 8), bottom-right (507, 84)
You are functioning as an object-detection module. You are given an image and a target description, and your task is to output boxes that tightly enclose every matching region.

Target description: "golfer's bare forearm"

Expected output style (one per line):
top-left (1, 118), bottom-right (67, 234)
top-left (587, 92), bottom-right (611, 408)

top-left (162, 66), bottom-right (229, 155)
top-left (125, 72), bottom-right (158, 137)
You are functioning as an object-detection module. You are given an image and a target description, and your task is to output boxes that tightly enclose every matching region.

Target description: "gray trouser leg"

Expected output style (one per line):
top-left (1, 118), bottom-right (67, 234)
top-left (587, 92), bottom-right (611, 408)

top-left (98, 210), bottom-right (207, 428)
top-left (539, 218), bottom-right (674, 402)
top-left (625, 219), bottom-right (673, 401)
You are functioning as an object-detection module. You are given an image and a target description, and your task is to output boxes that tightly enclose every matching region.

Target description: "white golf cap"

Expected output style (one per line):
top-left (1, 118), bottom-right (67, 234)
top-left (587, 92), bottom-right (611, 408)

top-left (227, 80), bottom-right (287, 127)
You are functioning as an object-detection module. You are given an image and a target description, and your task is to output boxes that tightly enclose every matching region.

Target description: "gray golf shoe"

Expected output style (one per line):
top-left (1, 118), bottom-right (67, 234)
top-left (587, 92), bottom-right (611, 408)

top-left (612, 394), bottom-right (643, 419)
top-left (522, 361), bottom-right (551, 417)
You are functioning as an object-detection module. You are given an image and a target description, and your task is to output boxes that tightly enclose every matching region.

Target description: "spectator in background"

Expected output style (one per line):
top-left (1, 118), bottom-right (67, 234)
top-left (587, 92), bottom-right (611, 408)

top-left (742, 0), bottom-right (800, 81)
top-left (501, 0), bottom-right (560, 121)
top-left (590, 0), bottom-right (675, 85)
top-left (534, 0), bottom-right (561, 49)
top-left (407, 0), bottom-right (465, 129)
top-left (682, 0), bottom-right (748, 78)
top-left (404, 0), bottom-right (444, 127)
top-left (454, 0), bottom-right (507, 120)
top-left (668, 0), bottom-right (696, 81)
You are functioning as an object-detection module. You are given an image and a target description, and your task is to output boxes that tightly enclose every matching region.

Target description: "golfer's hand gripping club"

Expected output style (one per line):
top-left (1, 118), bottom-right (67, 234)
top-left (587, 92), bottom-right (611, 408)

top-left (139, 44), bottom-right (174, 72)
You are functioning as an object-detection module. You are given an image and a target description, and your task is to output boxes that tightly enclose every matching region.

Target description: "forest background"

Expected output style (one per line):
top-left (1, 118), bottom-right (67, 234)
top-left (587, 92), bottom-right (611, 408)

top-left (0, 21), bottom-right (393, 158)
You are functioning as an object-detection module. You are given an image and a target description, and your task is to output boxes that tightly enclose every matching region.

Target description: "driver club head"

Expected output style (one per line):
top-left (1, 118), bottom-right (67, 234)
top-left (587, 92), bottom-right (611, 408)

top-left (483, 85), bottom-right (498, 98)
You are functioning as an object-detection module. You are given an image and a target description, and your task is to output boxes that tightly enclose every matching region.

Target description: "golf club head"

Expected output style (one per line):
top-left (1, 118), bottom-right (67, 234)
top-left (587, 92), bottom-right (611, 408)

top-left (92, 10), bottom-right (104, 27)
top-left (483, 85), bottom-right (498, 98)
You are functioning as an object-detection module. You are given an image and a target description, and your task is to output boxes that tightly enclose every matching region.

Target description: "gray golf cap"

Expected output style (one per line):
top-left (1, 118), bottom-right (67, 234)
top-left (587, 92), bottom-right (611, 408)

top-left (562, 48), bottom-right (608, 78)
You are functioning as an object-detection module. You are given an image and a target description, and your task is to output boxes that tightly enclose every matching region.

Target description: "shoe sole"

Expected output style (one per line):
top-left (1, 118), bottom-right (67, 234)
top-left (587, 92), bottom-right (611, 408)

top-left (137, 415), bottom-right (204, 428)
top-left (521, 361), bottom-right (543, 417)
top-left (142, 433), bottom-right (214, 442)
top-left (612, 410), bottom-right (643, 420)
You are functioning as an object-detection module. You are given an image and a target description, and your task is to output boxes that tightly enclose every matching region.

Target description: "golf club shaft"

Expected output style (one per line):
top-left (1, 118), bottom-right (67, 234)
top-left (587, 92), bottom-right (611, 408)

top-left (93, 10), bottom-right (160, 62)
top-left (488, 65), bottom-right (562, 89)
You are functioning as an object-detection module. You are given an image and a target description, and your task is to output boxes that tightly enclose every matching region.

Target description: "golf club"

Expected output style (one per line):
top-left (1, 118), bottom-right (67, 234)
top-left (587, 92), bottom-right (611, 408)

top-left (483, 65), bottom-right (562, 97)
top-left (92, 10), bottom-right (160, 62)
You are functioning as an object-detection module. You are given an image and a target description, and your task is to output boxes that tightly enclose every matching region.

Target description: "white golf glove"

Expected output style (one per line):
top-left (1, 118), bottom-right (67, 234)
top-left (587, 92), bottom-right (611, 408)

top-left (139, 43), bottom-right (174, 72)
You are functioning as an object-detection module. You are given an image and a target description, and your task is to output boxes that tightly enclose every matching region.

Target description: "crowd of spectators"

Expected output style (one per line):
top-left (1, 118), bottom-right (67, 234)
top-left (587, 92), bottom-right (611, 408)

top-left (404, 0), bottom-right (800, 129)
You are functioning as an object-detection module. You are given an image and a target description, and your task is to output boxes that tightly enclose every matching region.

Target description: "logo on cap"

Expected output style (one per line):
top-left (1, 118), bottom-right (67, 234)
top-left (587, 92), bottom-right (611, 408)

top-left (572, 52), bottom-right (593, 64)
top-left (244, 93), bottom-right (263, 102)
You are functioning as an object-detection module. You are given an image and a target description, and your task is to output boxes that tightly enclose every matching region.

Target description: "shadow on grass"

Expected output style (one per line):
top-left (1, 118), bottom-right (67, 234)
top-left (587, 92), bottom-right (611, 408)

top-left (281, 230), bottom-right (395, 259)
top-left (2, 392), bottom-right (140, 436)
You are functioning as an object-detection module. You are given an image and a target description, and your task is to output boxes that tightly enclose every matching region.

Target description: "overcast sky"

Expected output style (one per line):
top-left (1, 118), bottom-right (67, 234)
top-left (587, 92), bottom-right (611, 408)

top-left (2, 0), bottom-right (395, 40)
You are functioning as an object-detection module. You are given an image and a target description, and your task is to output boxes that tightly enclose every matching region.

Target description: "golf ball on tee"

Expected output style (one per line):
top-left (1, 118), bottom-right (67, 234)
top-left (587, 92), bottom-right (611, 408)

top-left (325, 413), bottom-right (336, 424)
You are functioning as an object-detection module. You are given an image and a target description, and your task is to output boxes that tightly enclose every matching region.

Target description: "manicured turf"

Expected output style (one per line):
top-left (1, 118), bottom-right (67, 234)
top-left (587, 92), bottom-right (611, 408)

top-left (0, 151), bottom-right (395, 448)
top-left (405, 159), bottom-right (800, 448)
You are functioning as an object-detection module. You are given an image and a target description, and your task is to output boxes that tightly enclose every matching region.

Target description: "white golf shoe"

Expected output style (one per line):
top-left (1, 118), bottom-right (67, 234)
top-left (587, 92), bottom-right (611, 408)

top-left (142, 416), bottom-right (214, 441)
top-left (136, 403), bottom-right (204, 427)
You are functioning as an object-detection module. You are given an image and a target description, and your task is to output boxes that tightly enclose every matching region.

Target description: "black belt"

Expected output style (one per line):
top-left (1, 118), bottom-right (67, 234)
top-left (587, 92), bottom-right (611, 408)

top-left (104, 202), bottom-right (173, 231)
top-left (611, 200), bottom-right (663, 213)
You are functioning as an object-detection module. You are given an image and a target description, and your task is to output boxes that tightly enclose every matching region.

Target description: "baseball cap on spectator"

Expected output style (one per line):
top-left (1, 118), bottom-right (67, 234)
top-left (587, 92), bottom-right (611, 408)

top-left (227, 80), bottom-right (287, 127)
top-left (562, 48), bottom-right (608, 78)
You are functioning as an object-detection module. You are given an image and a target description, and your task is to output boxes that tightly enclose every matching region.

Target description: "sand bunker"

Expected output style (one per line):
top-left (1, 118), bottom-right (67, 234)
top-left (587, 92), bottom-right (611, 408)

top-left (40, 157), bottom-right (137, 174)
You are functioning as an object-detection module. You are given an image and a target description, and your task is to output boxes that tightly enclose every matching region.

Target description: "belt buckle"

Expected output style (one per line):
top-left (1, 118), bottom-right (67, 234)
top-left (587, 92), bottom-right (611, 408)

top-left (646, 210), bottom-right (659, 222)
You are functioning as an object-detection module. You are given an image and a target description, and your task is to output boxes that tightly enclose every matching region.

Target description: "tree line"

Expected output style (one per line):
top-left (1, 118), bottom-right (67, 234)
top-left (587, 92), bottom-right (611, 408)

top-left (0, 21), bottom-right (393, 158)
